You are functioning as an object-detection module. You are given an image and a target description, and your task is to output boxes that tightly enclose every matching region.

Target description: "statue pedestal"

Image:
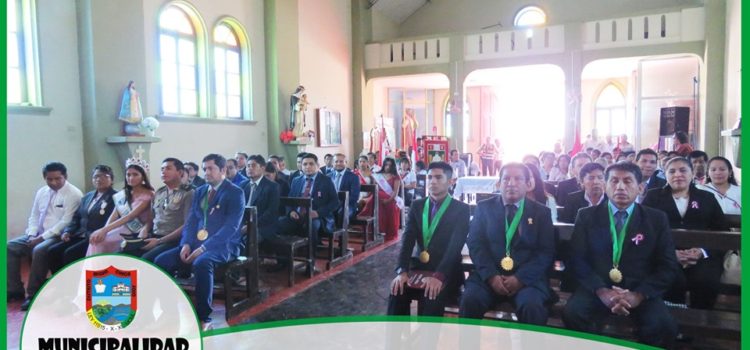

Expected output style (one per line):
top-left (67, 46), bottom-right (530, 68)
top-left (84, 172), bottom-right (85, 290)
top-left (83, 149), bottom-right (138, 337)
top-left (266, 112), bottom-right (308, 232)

top-left (106, 136), bottom-right (161, 168)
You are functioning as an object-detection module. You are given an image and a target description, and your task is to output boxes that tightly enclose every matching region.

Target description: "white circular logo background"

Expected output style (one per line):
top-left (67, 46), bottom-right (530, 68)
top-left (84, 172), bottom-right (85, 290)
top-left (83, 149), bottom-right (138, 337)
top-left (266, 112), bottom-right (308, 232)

top-left (21, 255), bottom-right (202, 349)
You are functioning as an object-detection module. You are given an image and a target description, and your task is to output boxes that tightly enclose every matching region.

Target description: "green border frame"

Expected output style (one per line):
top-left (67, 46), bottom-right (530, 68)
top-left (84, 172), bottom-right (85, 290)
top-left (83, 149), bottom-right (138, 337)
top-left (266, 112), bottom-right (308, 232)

top-left (2, 1), bottom-right (748, 350)
top-left (17, 254), bottom-right (204, 349)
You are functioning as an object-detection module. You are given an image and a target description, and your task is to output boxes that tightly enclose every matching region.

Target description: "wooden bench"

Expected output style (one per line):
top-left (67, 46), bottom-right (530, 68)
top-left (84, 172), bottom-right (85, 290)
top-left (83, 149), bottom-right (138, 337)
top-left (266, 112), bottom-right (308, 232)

top-left (349, 184), bottom-right (383, 251)
top-left (319, 192), bottom-right (353, 269)
top-left (456, 224), bottom-right (741, 342)
top-left (271, 197), bottom-right (315, 286)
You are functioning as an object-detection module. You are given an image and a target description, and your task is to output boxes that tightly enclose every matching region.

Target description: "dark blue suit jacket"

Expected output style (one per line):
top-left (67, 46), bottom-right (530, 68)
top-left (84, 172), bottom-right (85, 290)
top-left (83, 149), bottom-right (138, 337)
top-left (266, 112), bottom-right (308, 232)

top-left (240, 176), bottom-right (280, 238)
top-left (567, 201), bottom-right (680, 298)
top-left (63, 189), bottom-right (117, 238)
top-left (181, 179), bottom-right (245, 259)
top-left (327, 169), bottom-right (361, 216)
top-left (467, 197), bottom-right (555, 295)
top-left (288, 173), bottom-right (339, 228)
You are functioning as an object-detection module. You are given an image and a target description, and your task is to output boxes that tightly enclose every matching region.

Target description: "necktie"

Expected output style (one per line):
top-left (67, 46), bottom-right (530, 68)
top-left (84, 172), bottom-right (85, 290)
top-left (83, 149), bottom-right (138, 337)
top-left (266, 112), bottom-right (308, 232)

top-left (207, 188), bottom-right (216, 204)
top-left (37, 191), bottom-right (56, 235)
top-left (505, 204), bottom-right (517, 232)
top-left (615, 210), bottom-right (628, 233)
top-left (248, 182), bottom-right (257, 204)
top-left (335, 172), bottom-right (343, 191)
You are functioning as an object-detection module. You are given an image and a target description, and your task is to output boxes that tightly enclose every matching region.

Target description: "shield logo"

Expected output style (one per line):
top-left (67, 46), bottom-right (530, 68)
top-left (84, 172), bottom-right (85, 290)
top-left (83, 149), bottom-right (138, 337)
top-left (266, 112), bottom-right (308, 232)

top-left (85, 266), bottom-right (137, 331)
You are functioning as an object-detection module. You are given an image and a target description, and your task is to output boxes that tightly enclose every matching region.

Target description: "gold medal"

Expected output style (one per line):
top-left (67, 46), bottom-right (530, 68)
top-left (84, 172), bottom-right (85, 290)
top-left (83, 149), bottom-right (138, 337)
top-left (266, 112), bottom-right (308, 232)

top-left (500, 256), bottom-right (514, 271)
top-left (197, 229), bottom-right (209, 241)
top-left (609, 267), bottom-right (623, 283)
top-left (419, 250), bottom-right (430, 263)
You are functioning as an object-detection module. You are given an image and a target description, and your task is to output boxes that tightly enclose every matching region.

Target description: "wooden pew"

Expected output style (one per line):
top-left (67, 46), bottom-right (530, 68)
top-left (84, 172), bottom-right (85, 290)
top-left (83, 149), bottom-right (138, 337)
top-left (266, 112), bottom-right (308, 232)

top-left (272, 197), bottom-right (315, 286)
top-left (320, 192), bottom-right (353, 269)
top-left (349, 184), bottom-right (383, 251)
top-left (223, 206), bottom-right (265, 319)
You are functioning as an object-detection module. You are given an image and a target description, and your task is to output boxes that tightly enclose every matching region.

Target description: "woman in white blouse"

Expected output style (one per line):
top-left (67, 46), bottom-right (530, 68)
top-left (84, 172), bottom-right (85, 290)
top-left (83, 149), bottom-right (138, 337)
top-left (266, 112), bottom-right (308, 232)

top-left (698, 156), bottom-right (741, 215)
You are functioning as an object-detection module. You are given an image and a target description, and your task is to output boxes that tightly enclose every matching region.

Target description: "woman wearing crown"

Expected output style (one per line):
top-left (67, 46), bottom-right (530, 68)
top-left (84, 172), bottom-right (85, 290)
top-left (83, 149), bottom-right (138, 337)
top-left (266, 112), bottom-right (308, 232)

top-left (87, 158), bottom-right (154, 255)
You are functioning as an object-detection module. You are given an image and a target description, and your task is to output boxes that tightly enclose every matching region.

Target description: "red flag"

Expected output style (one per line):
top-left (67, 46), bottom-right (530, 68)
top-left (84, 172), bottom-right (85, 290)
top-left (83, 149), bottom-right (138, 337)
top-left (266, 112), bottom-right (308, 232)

top-left (569, 127), bottom-right (582, 156)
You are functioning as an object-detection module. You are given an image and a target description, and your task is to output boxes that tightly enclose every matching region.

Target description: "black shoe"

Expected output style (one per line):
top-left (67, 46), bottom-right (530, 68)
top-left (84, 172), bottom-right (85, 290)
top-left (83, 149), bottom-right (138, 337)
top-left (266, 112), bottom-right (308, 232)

top-left (20, 298), bottom-right (32, 311)
top-left (7, 291), bottom-right (25, 302)
top-left (265, 262), bottom-right (289, 273)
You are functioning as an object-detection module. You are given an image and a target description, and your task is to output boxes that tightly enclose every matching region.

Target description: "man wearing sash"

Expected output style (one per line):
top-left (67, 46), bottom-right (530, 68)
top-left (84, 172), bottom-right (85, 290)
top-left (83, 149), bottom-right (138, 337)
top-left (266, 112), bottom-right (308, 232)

top-left (459, 163), bottom-right (554, 325)
top-left (388, 162), bottom-right (469, 316)
top-left (154, 154), bottom-right (245, 331)
top-left (563, 162), bottom-right (679, 348)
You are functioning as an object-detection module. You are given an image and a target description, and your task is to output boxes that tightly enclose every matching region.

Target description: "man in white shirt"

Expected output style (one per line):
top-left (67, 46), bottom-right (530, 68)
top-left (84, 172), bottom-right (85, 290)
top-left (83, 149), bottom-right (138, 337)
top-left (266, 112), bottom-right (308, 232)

top-left (8, 162), bottom-right (83, 310)
top-left (448, 149), bottom-right (467, 178)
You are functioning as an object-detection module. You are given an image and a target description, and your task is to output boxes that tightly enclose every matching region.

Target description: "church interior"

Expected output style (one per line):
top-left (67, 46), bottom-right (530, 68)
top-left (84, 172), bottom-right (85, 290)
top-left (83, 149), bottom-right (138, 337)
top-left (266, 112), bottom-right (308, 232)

top-left (7, 0), bottom-right (742, 349)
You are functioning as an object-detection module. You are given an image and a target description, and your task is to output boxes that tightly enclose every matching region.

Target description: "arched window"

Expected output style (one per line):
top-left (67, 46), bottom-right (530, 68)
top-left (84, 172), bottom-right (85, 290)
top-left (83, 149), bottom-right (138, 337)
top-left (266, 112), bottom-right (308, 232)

top-left (595, 84), bottom-right (627, 139)
top-left (514, 6), bottom-right (546, 27)
top-left (8, 0), bottom-right (41, 106)
top-left (158, 4), bottom-right (204, 116)
top-left (213, 21), bottom-right (248, 119)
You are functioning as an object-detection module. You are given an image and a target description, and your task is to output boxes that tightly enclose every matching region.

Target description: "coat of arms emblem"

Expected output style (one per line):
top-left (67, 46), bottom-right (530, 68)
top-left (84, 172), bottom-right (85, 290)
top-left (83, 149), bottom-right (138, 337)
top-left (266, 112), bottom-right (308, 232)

top-left (85, 266), bottom-right (137, 331)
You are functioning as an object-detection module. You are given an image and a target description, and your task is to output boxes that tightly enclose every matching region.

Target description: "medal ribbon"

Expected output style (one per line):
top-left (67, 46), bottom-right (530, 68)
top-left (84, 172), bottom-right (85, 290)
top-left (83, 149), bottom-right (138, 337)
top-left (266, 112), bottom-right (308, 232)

top-left (608, 205), bottom-right (632, 268)
top-left (504, 199), bottom-right (525, 256)
top-left (201, 189), bottom-right (210, 230)
top-left (421, 195), bottom-right (453, 251)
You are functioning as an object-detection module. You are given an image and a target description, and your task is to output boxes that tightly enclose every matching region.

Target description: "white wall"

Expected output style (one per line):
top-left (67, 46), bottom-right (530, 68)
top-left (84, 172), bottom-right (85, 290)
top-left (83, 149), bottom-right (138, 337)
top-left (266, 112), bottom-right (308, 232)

top-left (7, 0), bottom-right (85, 237)
top-left (297, 0), bottom-right (354, 161)
top-left (371, 8), bottom-right (399, 42)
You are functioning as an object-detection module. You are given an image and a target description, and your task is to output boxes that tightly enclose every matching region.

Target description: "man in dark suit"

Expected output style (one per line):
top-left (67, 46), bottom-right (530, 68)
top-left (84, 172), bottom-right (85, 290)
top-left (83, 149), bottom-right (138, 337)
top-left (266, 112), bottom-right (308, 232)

top-left (268, 155), bottom-right (290, 184)
top-left (555, 153), bottom-right (592, 206)
top-left (322, 153), bottom-right (335, 175)
top-left (289, 152), bottom-right (307, 182)
top-left (459, 163), bottom-right (555, 325)
top-left (636, 149), bottom-right (666, 201)
top-left (389, 162), bottom-right (469, 316)
top-left (155, 154), bottom-right (245, 331)
top-left (47, 165), bottom-right (117, 272)
top-left (563, 162), bottom-right (680, 348)
top-left (560, 162), bottom-right (607, 224)
top-left (240, 155), bottom-right (280, 243)
top-left (278, 153), bottom-right (339, 246)
top-left (185, 162), bottom-right (206, 187)
top-left (328, 153), bottom-right (360, 219)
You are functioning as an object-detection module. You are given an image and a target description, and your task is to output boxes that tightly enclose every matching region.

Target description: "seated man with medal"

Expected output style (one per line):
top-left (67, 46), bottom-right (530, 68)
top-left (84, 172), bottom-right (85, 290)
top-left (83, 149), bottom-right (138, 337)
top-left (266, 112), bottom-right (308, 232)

top-left (563, 162), bottom-right (680, 348)
top-left (459, 163), bottom-right (555, 325)
top-left (388, 161), bottom-right (470, 316)
top-left (154, 154), bottom-right (246, 331)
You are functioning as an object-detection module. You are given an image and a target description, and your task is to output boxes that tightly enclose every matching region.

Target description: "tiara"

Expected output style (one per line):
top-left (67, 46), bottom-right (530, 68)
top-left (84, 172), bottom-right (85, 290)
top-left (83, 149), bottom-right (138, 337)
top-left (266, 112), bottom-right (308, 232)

top-left (126, 157), bottom-right (150, 173)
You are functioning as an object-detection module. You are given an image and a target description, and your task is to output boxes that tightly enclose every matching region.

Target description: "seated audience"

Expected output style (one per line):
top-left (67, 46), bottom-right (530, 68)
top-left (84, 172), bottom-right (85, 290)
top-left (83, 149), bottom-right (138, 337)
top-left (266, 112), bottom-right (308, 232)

top-left (525, 164), bottom-right (558, 222)
top-left (87, 159), bottom-right (154, 256)
top-left (636, 149), bottom-right (666, 201)
top-left (564, 162), bottom-right (679, 348)
top-left (688, 150), bottom-right (709, 185)
top-left (8, 162), bottom-right (83, 310)
top-left (398, 157), bottom-right (417, 207)
top-left (322, 153), bottom-right (335, 175)
top-left (328, 153), bottom-right (361, 219)
top-left (185, 162), bottom-right (206, 187)
top-left (268, 155), bottom-right (290, 183)
top-left (48, 165), bottom-right (116, 272)
top-left (241, 155), bottom-right (280, 243)
top-left (642, 157), bottom-right (728, 309)
top-left (697, 156), bottom-right (741, 215)
top-left (555, 153), bottom-right (593, 206)
top-left (547, 154), bottom-right (571, 181)
top-left (673, 131), bottom-right (694, 157)
top-left (134, 158), bottom-right (194, 262)
top-left (460, 163), bottom-right (555, 325)
top-left (367, 152), bottom-right (381, 172)
top-left (154, 154), bottom-right (245, 330)
top-left (449, 149), bottom-right (467, 178)
top-left (560, 162), bottom-right (606, 224)
top-left (290, 152), bottom-right (307, 182)
top-left (415, 160), bottom-right (427, 175)
top-left (389, 162), bottom-right (469, 316)
top-left (538, 152), bottom-right (555, 180)
top-left (226, 158), bottom-right (248, 186)
top-left (600, 152), bottom-right (613, 165)
top-left (265, 162), bottom-right (290, 197)
top-left (235, 152), bottom-right (249, 176)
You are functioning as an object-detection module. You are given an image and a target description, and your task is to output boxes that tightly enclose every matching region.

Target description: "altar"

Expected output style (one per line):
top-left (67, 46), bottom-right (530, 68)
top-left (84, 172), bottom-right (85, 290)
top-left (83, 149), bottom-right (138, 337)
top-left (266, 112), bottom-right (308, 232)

top-left (453, 176), bottom-right (499, 198)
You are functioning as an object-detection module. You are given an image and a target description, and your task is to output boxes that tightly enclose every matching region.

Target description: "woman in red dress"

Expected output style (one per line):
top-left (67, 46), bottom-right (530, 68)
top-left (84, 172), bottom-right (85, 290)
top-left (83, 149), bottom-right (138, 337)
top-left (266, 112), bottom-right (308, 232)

top-left (367, 157), bottom-right (401, 241)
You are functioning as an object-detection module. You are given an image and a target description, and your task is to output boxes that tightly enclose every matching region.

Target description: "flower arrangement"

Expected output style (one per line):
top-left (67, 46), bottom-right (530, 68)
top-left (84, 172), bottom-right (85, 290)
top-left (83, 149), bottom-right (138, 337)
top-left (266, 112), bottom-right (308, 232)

top-left (279, 129), bottom-right (295, 144)
top-left (140, 116), bottom-right (160, 136)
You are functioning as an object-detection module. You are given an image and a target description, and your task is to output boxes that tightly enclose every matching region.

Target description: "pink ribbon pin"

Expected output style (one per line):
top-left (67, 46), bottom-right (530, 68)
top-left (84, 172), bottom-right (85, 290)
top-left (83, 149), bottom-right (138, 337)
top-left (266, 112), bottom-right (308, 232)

top-left (632, 233), bottom-right (644, 245)
top-left (691, 201), bottom-right (699, 209)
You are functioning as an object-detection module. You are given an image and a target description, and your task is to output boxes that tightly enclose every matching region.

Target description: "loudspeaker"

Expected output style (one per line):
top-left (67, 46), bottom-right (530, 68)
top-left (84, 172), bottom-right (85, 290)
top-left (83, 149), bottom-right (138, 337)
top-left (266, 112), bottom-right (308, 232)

top-left (659, 107), bottom-right (690, 136)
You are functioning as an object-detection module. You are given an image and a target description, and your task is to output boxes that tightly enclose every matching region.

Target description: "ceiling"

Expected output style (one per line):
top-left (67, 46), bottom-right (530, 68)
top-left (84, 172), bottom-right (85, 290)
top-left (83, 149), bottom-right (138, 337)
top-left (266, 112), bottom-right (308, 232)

top-left (369, 0), bottom-right (428, 24)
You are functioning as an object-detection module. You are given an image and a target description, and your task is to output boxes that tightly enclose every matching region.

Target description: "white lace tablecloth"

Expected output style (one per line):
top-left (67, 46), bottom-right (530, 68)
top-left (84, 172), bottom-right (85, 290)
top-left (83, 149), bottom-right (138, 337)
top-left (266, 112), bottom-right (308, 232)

top-left (453, 176), bottom-right (498, 197)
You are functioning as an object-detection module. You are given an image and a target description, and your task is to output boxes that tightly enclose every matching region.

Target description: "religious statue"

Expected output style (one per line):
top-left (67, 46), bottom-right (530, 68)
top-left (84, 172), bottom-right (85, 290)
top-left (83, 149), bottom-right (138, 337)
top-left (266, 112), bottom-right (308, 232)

top-left (118, 81), bottom-right (144, 136)
top-left (401, 108), bottom-right (418, 155)
top-left (290, 86), bottom-right (309, 138)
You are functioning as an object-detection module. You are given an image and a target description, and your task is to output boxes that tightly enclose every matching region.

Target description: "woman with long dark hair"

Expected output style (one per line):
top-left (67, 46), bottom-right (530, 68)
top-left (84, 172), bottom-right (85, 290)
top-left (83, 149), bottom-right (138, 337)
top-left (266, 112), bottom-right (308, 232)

top-left (366, 157), bottom-right (401, 241)
top-left (524, 163), bottom-right (558, 222)
top-left (87, 159), bottom-right (154, 255)
top-left (698, 156), bottom-right (741, 215)
top-left (642, 157), bottom-right (727, 309)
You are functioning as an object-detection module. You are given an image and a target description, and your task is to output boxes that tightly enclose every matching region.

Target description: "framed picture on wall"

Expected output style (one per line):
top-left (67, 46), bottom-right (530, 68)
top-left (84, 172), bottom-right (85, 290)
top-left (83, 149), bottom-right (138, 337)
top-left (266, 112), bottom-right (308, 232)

top-left (316, 107), bottom-right (342, 147)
